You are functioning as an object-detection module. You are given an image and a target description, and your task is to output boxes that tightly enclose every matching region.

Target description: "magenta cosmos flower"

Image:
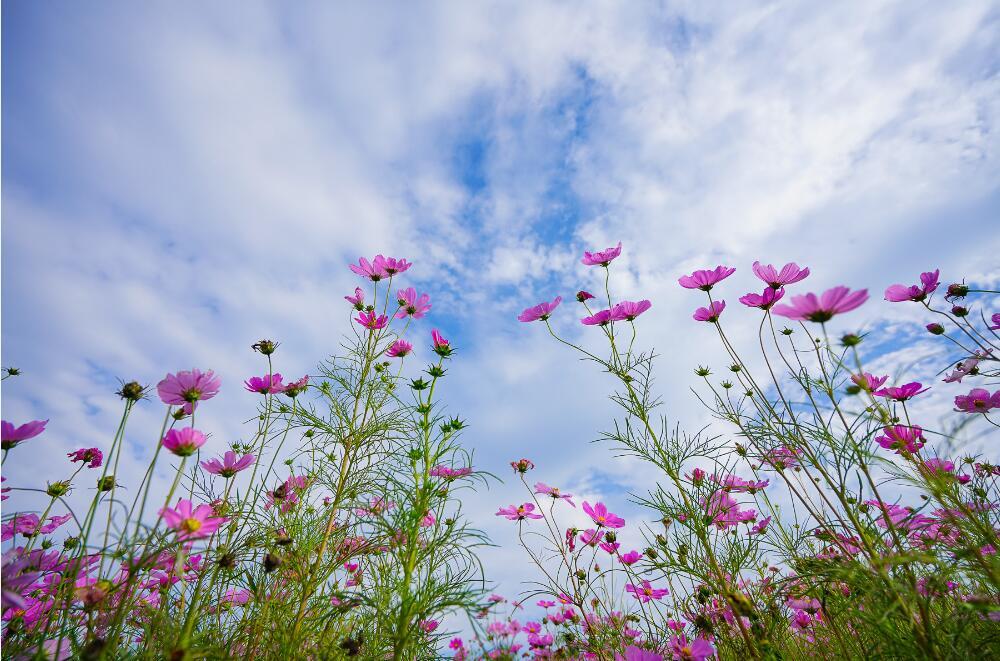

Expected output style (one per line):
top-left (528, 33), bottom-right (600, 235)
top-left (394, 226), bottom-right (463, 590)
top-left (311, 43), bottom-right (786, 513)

top-left (157, 369), bottom-right (221, 406)
top-left (345, 287), bottom-right (365, 310)
top-left (244, 373), bottom-right (284, 394)
top-left (954, 388), bottom-right (1000, 413)
top-left (618, 550), bottom-right (641, 565)
top-left (161, 428), bottom-right (207, 457)
top-left (693, 300), bottom-right (726, 323)
top-left (625, 580), bottom-right (668, 603)
top-left (581, 241), bottom-right (622, 266)
top-left (875, 425), bottom-right (925, 454)
top-left (922, 458), bottom-right (970, 484)
top-left (772, 286), bottom-right (868, 323)
top-left (990, 313), bottom-right (1000, 330)
top-left (67, 447), bottom-right (103, 468)
top-left (752, 261), bottom-right (810, 289)
top-left (395, 287), bottom-right (432, 319)
top-left (668, 635), bottom-right (715, 661)
top-left (885, 269), bottom-right (940, 303)
top-left (582, 501), bottom-right (625, 528)
top-left (577, 290), bottom-right (595, 302)
top-left (518, 296), bottom-right (562, 322)
top-left (386, 339), bottom-right (413, 358)
top-left (851, 373), bottom-right (889, 392)
top-left (616, 645), bottom-right (663, 661)
top-left (739, 288), bottom-right (784, 310)
top-left (874, 382), bottom-right (928, 402)
top-left (611, 300), bottom-right (652, 322)
top-left (1, 420), bottom-right (48, 450)
top-left (534, 482), bottom-right (575, 507)
top-left (678, 265), bottom-right (735, 291)
top-left (495, 503), bottom-right (544, 521)
top-left (581, 309), bottom-right (613, 326)
top-left (201, 451), bottom-right (255, 478)
top-left (349, 255), bottom-right (411, 281)
top-left (432, 329), bottom-right (452, 356)
top-left (355, 310), bottom-right (388, 331)
top-left (159, 499), bottom-right (228, 540)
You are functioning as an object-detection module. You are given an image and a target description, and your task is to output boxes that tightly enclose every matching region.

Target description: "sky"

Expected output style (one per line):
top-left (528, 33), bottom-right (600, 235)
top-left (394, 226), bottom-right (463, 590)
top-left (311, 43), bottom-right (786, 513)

top-left (3, 0), bottom-right (1000, 639)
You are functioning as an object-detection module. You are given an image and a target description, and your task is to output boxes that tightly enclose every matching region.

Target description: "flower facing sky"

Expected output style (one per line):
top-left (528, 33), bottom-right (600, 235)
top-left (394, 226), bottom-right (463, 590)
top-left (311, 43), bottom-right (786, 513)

top-left (581, 241), bottom-right (622, 266)
top-left (751, 261), bottom-right (810, 289)
top-left (518, 296), bottom-right (562, 323)
top-left (157, 369), bottom-right (221, 406)
top-left (159, 499), bottom-right (228, 540)
top-left (771, 286), bottom-right (868, 322)
top-left (678, 266), bottom-right (736, 291)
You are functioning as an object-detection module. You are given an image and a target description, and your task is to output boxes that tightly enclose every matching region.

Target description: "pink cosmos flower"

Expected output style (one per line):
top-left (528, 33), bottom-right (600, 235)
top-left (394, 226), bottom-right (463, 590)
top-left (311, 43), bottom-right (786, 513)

top-left (693, 301), bottom-right (726, 323)
top-left (600, 540), bottom-right (620, 554)
top-left (922, 459), bottom-right (970, 484)
top-left (1, 419), bottom-right (48, 450)
top-left (430, 465), bottom-right (473, 480)
top-left (244, 373), bottom-right (284, 394)
top-left (678, 265), bottom-right (735, 291)
top-left (752, 261), bottom-right (810, 289)
top-left (419, 619), bottom-right (439, 633)
top-left (161, 428), bottom-right (208, 457)
top-left (625, 580), bottom-right (668, 603)
top-left (356, 310), bottom-right (389, 331)
top-left (518, 296), bottom-right (563, 322)
top-left (345, 287), bottom-right (365, 309)
top-left (579, 528), bottom-right (604, 546)
top-left (157, 369), bottom-right (221, 406)
top-left (201, 451), bottom-right (255, 478)
top-left (703, 491), bottom-right (757, 529)
top-left (874, 425), bottom-right (925, 454)
top-left (611, 300), bottom-right (652, 322)
top-left (739, 288), bottom-right (785, 310)
top-left (750, 516), bottom-right (771, 535)
top-left (943, 351), bottom-right (990, 383)
top-left (534, 483), bottom-right (575, 507)
top-left (496, 503), bottom-right (544, 521)
top-left (619, 550), bottom-right (641, 565)
top-left (851, 373), bottom-right (888, 392)
top-left (668, 635), bottom-right (715, 661)
top-left (577, 290), bottom-right (595, 302)
top-left (282, 375), bottom-right (309, 397)
top-left (990, 313), bottom-right (1000, 330)
top-left (582, 241), bottom-right (622, 266)
top-left (711, 474), bottom-right (769, 493)
top-left (432, 329), bottom-right (452, 356)
top-left (67, 447), bottom-right (103, 468)
top-left (396, 287), bottom-right (432, 319)
top-left (874, 382), bottom-right (928, 401)
top-left (582, 501), bottom-right (625, 528)
top-left (386, 339), bottom-right (413, 358)
top-left (382, 256), bottom-right (412, 276)
top-left (772, 286), bottom-right (868, 323)
top-left (349, 256), bottom-right (388, 281)
top-left (616, 645), bottom-right (663, 661)
top-left (581, 309), bottom-right (613, 326)
top-left (954, 388), bottom-right (1000, 413)
top-left (884, 270), bottom-right (939, 303)
top-left (159, 499), bottom-right (228, 540)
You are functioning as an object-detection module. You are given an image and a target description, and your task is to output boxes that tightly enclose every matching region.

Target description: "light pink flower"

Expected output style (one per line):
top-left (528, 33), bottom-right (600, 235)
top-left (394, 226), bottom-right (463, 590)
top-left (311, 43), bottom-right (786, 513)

top-left (581, 309), bottom-right (613, 326)
top-left (161, 428), bottom-right (207, 457)
top-left (534, 482), bottom-right (575, 507)
top-left (693, 301), bottom-right (726, 322)
top-left (851, 373), bottom-right (888, 392)
top-left (943, 352), bottom-right (990, 383)
top-left (355, 310), bottom-right (389, 331)
top-left (282, 375), bottom-right (309, 397)
top-left (396, 287), bottom-right (432, 319)
top-left (772, 286), bottom-right (868, 323)
top-left (678, 266), bottom-right (735, 291)
top-left (345, 287), bottom-right (365, 309)
top-left (1, 419), bottom-right (48, 450)
top-left (752, 261), bottom-right (810, 289)
top-left (201, 451), bottom-right (255, 478)
top-left (496, 503), bottom-right (543, 521)
top-left (885, 270), bottom-right (939, 303)
top-left (159, 499), bottom-right (228, 540)
top-left (711, 474), bottom-right (769, 493)
top-left (667, 635), bottom-right (715, 661)
top-left (519, 296), bottom-right (563, 322)
top-left (349, 256), bottom-right (388, 281)
top-left (244, 373), bottom-right (284, 394)
top-left (582, 241), bottom-right (622, 266)
top-left (611, 300), bottom-right (652, 322)
top-left (582, 501), bottom-right (625, 528)
top-left (386, 339), bottom-right (413, 358)
top-left (739, 288), bottom-right (785, 310)
top-left (625, 580), bottom-right (668, 603)
top-left (157, 369), bottom-right (221, 406)
top-left (618, 550), bottom-right (641, 565)
top-left (703, 491), bottom-right (757, 529)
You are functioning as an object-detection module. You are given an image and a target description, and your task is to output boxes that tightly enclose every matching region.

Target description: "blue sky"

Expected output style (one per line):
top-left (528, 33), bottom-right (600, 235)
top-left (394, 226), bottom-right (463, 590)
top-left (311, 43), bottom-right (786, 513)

top-left (3, 0), bottom-right (1000, 633)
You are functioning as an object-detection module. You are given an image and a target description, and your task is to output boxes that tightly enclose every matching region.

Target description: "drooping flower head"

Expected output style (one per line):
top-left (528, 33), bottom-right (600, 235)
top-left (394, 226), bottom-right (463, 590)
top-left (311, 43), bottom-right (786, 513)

top-left (282, 376), bottom-right (310, 398)
top-left (874, 425), bottom-right (925, 454)
top-left (161, 428), bottom-right (208, 457)
top-left (496, 503), bottom-right (544, 521)
top-left (693, 301), bottom-right (726, 323)
top-left (244, 373), bottom-right (284, 394)
top-left (345, 287), bottom-right (365, 310)
top-left (581, 241), bottom-right (622, 267)
top-left (1, 420), bottom-right (48, 450)
top-left (576, 290), bottom-right (595, 302)
top-left (772, 286), bottom-right (868, 323)
top-left (157, 369), bottom-right (222, 406)
top-left (201, 451), bottom-right (255, 478)
top-left (874, 382), bottom-right (928, 402)
top-left (67, 447), bottom-right (103, 468)
top-left (954, 388), bottom-right (1000, 413)
top-left (581, 309), bottom-right (613, 326)
top-left (395, 287), bottom-right (432, 319)
top-left (355, 310), bottom-right (389, 331)
top-left (159, 499), bottom-right (228, 540)
top-left (678, 266), bottom-right (736, 291)
top-left (752, 261), bottom-right (810, 289)
top-left (851, 373), bottom-right (889, 392)
top-left (518, 296), bottom-right (562, 323)
top-left (386, 339), bottom-right (413, 358)
top-left (739, 288), bottom-right (785, 310)
top-left (885, 270), bottom-right (940, 303)
top-left (582, 501), bottom-right (625, 529)
top-left (611, 300), bottom-right (652, 322)
top-left (431, 329), bottom-right (452, 357)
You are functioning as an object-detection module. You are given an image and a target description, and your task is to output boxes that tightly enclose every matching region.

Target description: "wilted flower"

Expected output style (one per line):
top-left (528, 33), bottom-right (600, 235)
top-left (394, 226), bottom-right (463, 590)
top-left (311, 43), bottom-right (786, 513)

top-left (752, 261), bottom-right (810, 289)
top-left (511, 458), bottom-right (535, 473)
top-left (884, 269), bottom-right (939, 302)
top-left (1, 419), bottom-right (48, 450)
top-left (282, 376), bottom-right (309, 397)
top-left (693, 301), bottom-right (726, 323)
top-left (581, 241), bottom-right (622, 266)
top-left (576, 290), bottom-right (595, 302)
top-left (161, 428), bottom-right (207, 457)
top-left (157, 369), bottom-right (221, 406)
top-left (201, 451), bottom-right (255, 478)
top-left (67, 447), bottom-right (103, 468)
top-left (772, 286), bottom-right (868, 322)
top-left (678, 266), bottom-right (736, 291)
top-left (922, 459), bottom-right (970, 484)
top-left (518, 296), bottom-right (562, 322)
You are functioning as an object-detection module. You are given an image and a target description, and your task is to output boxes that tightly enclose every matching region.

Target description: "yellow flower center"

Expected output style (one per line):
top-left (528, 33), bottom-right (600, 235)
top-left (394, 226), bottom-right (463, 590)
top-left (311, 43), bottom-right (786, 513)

top-left (181, 517), bottom-right (202, 533)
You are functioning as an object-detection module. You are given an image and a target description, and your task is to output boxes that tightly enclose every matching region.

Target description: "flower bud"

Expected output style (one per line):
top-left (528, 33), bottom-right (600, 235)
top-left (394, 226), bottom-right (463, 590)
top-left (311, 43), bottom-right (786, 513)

top-left (251, 339), bottom-right (278, 355)
top-left (576, 291), bottom-right (595, 303)
top-left (46, 481), bottom-right (71, 497)
top-left (951, 305), bottom-right (968, 317)
top-left (510, 458), bottom-right (535, 474)
top-left (117, 381), bottom-right (147, 401)
top-left (98, 476), bottom-right (117, 492)
top-left (925, 323), bottom-right (945, 335)
top-left (840, 333), bottom-right (862, 347)
top-left (946, 283), bottom-right (969, 299)
top-left (64, 536), bottom-right (80, 550)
